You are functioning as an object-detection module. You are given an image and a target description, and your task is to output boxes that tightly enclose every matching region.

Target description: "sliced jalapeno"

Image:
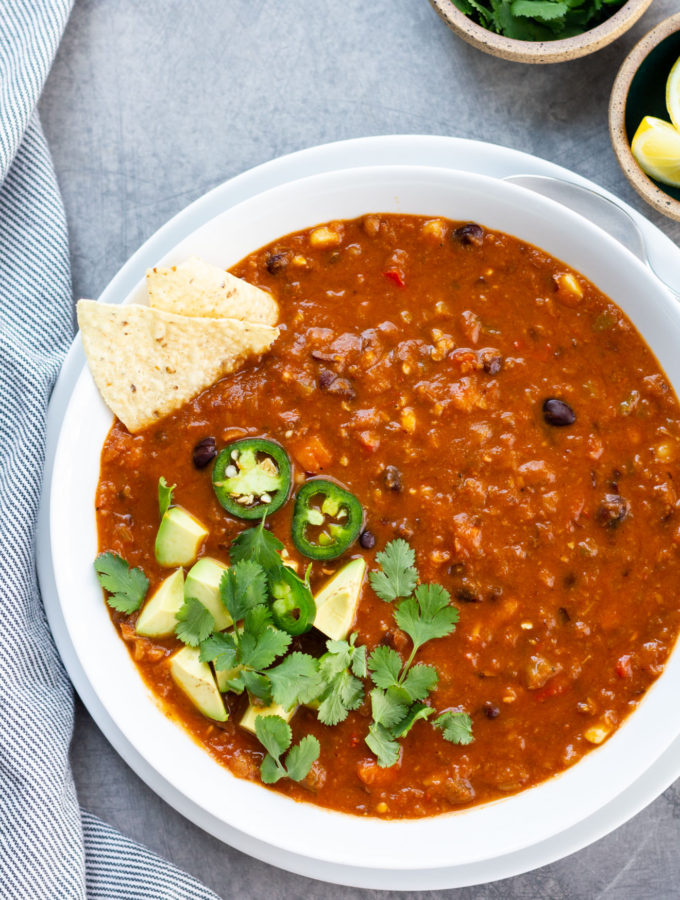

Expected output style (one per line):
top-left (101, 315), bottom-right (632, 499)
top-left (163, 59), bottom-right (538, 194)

top-left (270, 564), bottom-right (316, 636)
top-left (212, 438), bottom-right (291, 520)
top-left (292, 479), bottom-right (363, 560)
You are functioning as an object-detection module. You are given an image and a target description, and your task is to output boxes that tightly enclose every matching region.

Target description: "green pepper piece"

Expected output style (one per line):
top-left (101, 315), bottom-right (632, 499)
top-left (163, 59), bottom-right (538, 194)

top-left (212, 438), bottom-right (291, 520)
top-left (270, 564), bottom-right (316, 635)
top-left (292, 479), bottom-right (363, 560)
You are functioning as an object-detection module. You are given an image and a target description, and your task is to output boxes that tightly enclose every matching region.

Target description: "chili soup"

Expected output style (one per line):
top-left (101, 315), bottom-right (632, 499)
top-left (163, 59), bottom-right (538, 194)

top-left (95, 213), bottom-right (680, 819)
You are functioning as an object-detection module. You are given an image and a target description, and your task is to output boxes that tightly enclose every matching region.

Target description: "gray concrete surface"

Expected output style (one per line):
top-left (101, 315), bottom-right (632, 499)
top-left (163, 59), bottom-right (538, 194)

top-left (40, 1), bottom-right (680, 897)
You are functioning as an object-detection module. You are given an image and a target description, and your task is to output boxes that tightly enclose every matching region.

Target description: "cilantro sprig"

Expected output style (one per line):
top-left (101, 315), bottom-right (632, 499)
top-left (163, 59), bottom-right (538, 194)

top-left (255, 715), bottom-right (320, 784)
top-left (94, 552), bottom-right (149, 614)
top-left (158, 476), bottom-right (175, 519)
top-left (365, 540), bottom-right (472, 766)
top-left (315, 635), bottom-right (367, 726)
top-left (451, 0), bottom-right (625, 41)
top-left (198, 558), bottom-right (292, 702)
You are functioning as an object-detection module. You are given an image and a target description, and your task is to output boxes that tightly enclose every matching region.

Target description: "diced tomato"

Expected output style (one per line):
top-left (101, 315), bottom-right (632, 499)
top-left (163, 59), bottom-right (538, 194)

top-left (357, 758), bottom-right (400, 786)
top-left (290, 435), bottom-right (332, 473)
top-left (383, 268), bottom-right (406, 287)
top-left (356, 430), bottom-right (381, 452)
top-left (534, 677), bottom-right (568, 702)
top-left (616, 654), bottom-right (633, 679)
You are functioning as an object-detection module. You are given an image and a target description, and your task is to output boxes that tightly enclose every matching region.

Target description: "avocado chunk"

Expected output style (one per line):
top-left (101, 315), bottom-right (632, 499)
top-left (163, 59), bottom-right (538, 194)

top-left (240, 700), bottom-right (295, 734)
top-left (185, 557), bottom-right (232, 630)
top-left (215, 663), bottom-right (241, 693)
top-left (155, 506), bottom-right (208, 567)
top-left (313, 557), bottom-right (366, 641)
top-left (136, 568), bottom-right (184, 637)
top-left (169, 646), bottom-right (227, 722)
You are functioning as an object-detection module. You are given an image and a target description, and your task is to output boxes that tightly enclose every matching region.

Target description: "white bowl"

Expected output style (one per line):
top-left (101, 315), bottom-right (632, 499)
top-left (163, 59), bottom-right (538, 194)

top-left (50, 165), bottom-right (680, 872)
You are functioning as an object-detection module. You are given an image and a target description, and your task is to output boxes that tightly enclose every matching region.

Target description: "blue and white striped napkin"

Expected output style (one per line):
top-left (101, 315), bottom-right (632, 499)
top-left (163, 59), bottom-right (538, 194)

top-left (0, 3), bottom-right (219, 896)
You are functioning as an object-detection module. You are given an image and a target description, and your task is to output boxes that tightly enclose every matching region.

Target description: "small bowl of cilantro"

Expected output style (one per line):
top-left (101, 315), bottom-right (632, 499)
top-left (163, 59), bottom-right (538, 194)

top-left (428, 0), bottom-right (654, 64)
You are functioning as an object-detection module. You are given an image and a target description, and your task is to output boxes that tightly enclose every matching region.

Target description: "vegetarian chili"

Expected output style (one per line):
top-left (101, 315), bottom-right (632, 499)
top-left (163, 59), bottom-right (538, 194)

top-left (96, 213), bottom-right (680, 819)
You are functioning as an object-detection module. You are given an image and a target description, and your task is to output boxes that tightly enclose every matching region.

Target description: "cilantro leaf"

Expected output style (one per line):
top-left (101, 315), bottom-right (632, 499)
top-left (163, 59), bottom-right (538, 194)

top-left (370, 687), bottom-right (410, 729)
top-left (239, 625), bottom-right (291, 671)
top-left (322, 634), bottom-right (367, 679)
top-left (175, 597), bottom-right (215, 646)
top-left (243, 603), bottom-right (273, 637)
top-left (284, 735), bottom-right (320, 782)
top-left (260, 753), bottom-right (286, 784)
top-left (435, 711), bottom-right (474, 745)
top-left (199, 631), bottom-right (237, 670)
top-left (395, 583), bottom-right (458, 654)
top-left (511, 0), bottom-right (569, 21)
top-left (230, 518), bottom-right (284, 572)
top-left (219, 559), bottom-right (268, 623)
top-left (369, 539), bottom-right (418, 602)
top-left (367, 645), bottom-right (402, 689)
top-left (241, 669), bottom-right (272, 703)
top-left (390, 703), bottom-right (434, 739)
top-left (94, 552), bottom-right (149, 614)
top-left (255, 714), bottom-right (291, 760)
top-left (158, 476), bottom-right (175, 519)
top-left (268, 652), bottom-right (323, 710)
top-left (402, 664), bottom-right (438, 701)
top-left (366, 722), bottom-right (401, 768)
top-left (255, 715), bottom-right (319, 784)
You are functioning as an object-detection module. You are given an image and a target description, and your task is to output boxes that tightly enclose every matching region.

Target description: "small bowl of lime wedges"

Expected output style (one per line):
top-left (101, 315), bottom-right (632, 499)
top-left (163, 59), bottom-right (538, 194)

top-left (610, 12), bottom-right (680, 221)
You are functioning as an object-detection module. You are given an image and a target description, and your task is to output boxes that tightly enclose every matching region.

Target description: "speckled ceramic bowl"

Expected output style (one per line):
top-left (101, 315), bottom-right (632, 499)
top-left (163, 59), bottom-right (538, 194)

top-left (610, 12), bottom-right (680, 222)
top-left (428, 0), bottom-right (653, 64)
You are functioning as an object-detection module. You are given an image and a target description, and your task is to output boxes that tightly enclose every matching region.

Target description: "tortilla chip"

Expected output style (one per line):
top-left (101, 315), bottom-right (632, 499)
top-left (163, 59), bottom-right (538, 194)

top-left (146, 256), bottom-right (278, 325)
top-left (77, 300), bottom-right (278, 433)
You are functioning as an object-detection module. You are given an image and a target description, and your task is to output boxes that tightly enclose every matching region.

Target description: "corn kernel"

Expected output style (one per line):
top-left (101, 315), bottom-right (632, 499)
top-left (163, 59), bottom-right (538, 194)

top-left (422, 218), bottom-right (446, 240)
top-left (584, 723), bottom-right (611, 745)
top-left (401, 408), bottom-right (417, 434)
top-left (376, 802), bottom-right (389, 814)
top-left (309, 225), bottom-right (341, 248)
top-left (557, 272), bottom-right (583, 298)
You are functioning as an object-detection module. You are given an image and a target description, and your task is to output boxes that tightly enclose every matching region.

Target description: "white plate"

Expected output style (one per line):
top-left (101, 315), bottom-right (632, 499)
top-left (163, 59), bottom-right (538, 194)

top-left (37, 135), bottom-right (680, 890)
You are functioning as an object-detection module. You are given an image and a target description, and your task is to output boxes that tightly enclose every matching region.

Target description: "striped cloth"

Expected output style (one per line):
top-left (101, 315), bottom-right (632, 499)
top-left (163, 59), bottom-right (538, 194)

top-left (0, 3), bottom-right (220, 898)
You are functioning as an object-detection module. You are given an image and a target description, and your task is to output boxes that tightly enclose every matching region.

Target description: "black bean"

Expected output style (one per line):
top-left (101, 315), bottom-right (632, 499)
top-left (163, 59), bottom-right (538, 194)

top-left (542, 397), bottom-right (576, 427)
top-left (457, 585), bottom-right (482, 603)
top-left (265, 251), bottom-right (290, 274)
top-left (483, 702), bottom-right (500, 719)
top-left (359, 529), bottom-right (376, 549)
top-left (318, 369), bottom-right (336, 390)
top-left (193, 436), bottom-right (217, 469)
top-left (483, 355), bottom-right (503, 375)
top-left (383, 465), bottom-right (402, 492)
top-left (452, 223), bottom-right (484, 246)
top-left (596, 493), bottom-right (630, 528)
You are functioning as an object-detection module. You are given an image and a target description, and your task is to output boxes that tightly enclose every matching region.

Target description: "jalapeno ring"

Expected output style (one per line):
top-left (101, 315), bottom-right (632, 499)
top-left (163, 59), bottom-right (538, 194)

top-left (270, 565), bottom-right (316, 635)
top-left (292, 479), bottom-right (363, 560)
top-left (212, 438), bottom-right (291, 520)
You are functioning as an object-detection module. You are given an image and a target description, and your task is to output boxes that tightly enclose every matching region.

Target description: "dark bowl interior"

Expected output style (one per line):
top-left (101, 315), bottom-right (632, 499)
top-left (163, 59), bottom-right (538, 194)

top-left (625, 30), bottom-right (680, 203)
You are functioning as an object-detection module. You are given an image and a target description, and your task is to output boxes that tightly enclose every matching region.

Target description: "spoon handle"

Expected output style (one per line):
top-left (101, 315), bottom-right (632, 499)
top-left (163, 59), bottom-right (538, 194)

top-left (503, 174), bottom-right (680, 301)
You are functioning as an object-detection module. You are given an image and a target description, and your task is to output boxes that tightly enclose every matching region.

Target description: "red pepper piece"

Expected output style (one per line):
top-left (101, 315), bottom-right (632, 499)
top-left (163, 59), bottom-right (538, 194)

top-left (383, 268), bottom-right (406, 287)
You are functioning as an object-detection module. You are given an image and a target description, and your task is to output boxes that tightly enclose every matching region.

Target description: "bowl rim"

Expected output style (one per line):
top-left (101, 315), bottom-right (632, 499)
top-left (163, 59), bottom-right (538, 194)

top-left (50, 162), bottom-right (680, 871)
top-left (428, 0), bottom-right (654, 63)
top-left (609, 11), bottom-right (680, 222)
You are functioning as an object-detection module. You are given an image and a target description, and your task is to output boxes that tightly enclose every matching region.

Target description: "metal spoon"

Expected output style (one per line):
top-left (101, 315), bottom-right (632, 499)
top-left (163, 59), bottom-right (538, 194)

top-left (503, 174), bottom-right (680, 301)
